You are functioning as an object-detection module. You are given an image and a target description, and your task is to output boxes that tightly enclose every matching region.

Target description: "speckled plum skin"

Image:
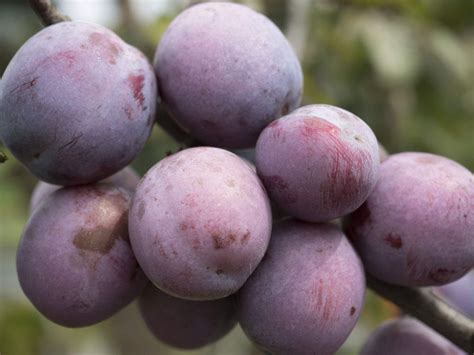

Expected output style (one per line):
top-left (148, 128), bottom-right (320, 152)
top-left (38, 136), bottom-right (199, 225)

top-left (361, 317), bottom-right (463, 355)
top-left (238, 220), bottom-right (365, 355)
top-left (138, 283), bottom-right (237, 349)
top-left (344, 152), bottom-right (474, 287)
top-left (0, 21), bottom-right (157, 185)
top-left (154, 2), bottom-right (303, 148)
top-left (17, 184), bottom-right (148, 327)
top-left (30, 166), bottom-right (140, 212)
top-left (256, 104), bottom-right (379, 222)
top-left (434, 269), bottom-right (474, 318)
top-left (129, 147), bottom-right (272, 300)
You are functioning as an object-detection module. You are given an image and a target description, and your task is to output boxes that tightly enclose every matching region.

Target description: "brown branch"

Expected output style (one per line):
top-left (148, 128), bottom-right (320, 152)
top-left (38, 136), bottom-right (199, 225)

top-left (28, 0), bottom-right (70, 26)
top-left (367, 273), bottom-right (474, 353)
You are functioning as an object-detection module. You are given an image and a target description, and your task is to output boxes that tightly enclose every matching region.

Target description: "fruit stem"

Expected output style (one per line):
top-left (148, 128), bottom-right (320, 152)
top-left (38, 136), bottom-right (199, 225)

top-left (367, 273), bottom-right (474, 353)
top-left (28, 0), bottom-right (70, 26)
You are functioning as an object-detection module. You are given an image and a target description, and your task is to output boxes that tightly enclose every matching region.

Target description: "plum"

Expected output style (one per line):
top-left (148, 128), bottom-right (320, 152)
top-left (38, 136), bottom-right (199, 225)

top-left (17, 184), bottom-right (147, 327)
top-left (434, 269), bottom-right (474, 318)
top-left (361, 317), bottom-right (463, 355)
top-left (30, 166), bottom-right (140, 212)
top-left (344, 152), bottom-right (474, 286)
top-left (256, 104), bottom-right (379, 222)
top-left (238, 219), bottom-right (365, 355)
top-left (138, 283), bottom-right (237, 349)
top-left (154, 2), bottom-right (303, 148)
top-left (129, 147), bottom-right (272, 300)
top-left (0, 21), bottom-right (156, 185)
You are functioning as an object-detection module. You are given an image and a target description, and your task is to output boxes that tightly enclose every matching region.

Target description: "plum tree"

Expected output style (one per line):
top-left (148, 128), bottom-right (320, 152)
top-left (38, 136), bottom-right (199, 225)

top-left (155, 2), bottom-right (303, 148)
top-left (344, 152), bottom-right (474, 286)
top-left (129, 147), bottom-right (272, 300)
top-left (256, 104), bottom-right (379, 222)
top-left (238, 219), bottom-right (365, 355)
top-left (0, 21), bottom-right (156, 185)
top-left (139, 283), bottom-right (237, 349)
top-left (17, 184), bottom-right (147, 327)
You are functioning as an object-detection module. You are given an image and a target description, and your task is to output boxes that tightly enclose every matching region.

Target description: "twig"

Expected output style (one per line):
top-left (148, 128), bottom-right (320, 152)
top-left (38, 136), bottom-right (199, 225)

top-left (367, 273), bottom-right (474, 353)
top-left (28, 0), bottom-right (69, 26)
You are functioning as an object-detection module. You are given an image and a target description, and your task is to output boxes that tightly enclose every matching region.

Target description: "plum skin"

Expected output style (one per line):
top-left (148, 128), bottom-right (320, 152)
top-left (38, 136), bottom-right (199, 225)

top-left (29, 166), bottom-right (140, 212)
top-left (155, 2), bottom-right (303, 148)
top-left (138, 283), bottom-right (237, 349)
top-left (0, 21), bottom-right (157, 185)
top-left (256, 104), bottom-right (379, 222)
top-left (344, 152), bottom-right (474, 287)
top-left (17, 184), bottom-right (148, 327)
top-left (238, 219), bottom-right (365, 355)
top-left (361, 317), bottom-right (463, 355)
top-left (129, 147), bottom-right (272, 301)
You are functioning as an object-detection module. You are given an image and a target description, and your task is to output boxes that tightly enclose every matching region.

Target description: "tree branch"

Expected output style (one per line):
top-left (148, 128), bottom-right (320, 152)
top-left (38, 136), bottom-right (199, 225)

top-left (367, 273), bottom-right (474, 353)
top-left (0, 151), bottom-right (7, 163)
top-left (28, 0), bottom-right (69, 26)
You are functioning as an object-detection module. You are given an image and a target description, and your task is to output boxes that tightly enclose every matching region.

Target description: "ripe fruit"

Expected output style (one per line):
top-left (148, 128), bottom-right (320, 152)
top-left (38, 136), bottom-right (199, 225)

top-left (0, 21), bottom-right (156, 185)
top-left (139, 283), bottom-right (237, 349)
top-left (17, 184), bottom-right (147, 327)
top-left (155, 2), bottom-right (303, 148)
top-left (434, 270), bottom-right (474, 318)
top-left (238, 219), bottom-right (365, 355)
top-left (256, 104), bottom-right (379, 222)
top-left (29, 166), bottom-right (140, 212)
top-left (361, 317), bottom-right (463, 355)
top-left (345, 152), bottom-right (474, 286)
top-left (129, 147), bottom-right (272, 300)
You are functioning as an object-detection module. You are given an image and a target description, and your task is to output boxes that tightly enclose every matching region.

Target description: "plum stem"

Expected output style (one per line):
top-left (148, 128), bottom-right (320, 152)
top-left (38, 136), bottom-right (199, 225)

top-left (28, 0), bottom-right (70, 26)
top-left (367, 273), bottom-right (474, 353)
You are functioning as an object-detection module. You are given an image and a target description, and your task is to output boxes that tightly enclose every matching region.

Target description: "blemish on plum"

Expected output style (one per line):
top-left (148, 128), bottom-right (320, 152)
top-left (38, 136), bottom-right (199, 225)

top-left (128, 74), bottom-right (145, 109)
top-left (261, 175), bottom-right (297, 203)
top-left (384, 233), bottom-right (403, 249)
top-left (215, 269), bottom-right (224, 275)
top-left (88, 32), bottom-right (122, 65)
top-left (241, 231), bottom-right (250, 245)
top-left (350, 306), bottom-right (356, 316)
top-left (73, 226), bottom-right (118, 254)
top-left (137, 201), bottom-right (145, 221)
top-left (179, 222), bottom-right (188, 231)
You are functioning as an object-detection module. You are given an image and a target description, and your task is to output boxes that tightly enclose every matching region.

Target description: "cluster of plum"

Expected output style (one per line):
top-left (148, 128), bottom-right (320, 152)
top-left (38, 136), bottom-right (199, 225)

top-left (0, 2), bottom-right (472, 354)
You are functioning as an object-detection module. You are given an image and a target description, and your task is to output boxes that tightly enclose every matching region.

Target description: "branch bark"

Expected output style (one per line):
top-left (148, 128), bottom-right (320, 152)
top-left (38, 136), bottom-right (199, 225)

top-left (367, 273), bottom-right (474, 353)
top-left (28, 0), bottom-right (69, 26)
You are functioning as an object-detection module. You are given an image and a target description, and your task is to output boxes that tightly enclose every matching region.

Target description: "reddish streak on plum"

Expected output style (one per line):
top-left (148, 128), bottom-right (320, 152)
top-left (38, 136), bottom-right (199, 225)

top-left (261, 175), bottom-right (297, 203)
top-left (88, 32), bottom-right (122, 65)
top-left (128, 74), bottom-right (146, 109)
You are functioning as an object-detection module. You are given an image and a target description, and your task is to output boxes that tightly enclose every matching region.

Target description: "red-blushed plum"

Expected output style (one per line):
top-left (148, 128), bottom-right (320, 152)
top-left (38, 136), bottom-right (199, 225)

top-left (154, 2), bottom-right (302, 148)
top-left (129, 147), bottom-right (272, 300)
top-left (138, 283), bottom-right (237, 349)
top-left (361, 317), bottom-right (464, 355)
top-left (344, 152), bottom-right (474, 287)
top-left (238, 219), bottom-right (365, 355)
top-left (256, 104), bottom-right (379, 222)
top-left (434, 269), bottom-right (474, 318)
top-left (17, 184), bottom-right (147, 327)
top-left (29, 166), bottom-right (140, 212)
top-left (0, 21), bottom-right (156, 186)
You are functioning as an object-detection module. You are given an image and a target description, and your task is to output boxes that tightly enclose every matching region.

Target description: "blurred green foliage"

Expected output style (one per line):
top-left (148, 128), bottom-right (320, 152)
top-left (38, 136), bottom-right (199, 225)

top-left (0, 0), bottom-right (472, 354)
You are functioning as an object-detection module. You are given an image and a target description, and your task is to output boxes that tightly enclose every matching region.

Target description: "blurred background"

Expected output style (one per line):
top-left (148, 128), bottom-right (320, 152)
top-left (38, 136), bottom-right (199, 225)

top-left (0, 0), bottom-right (472, 354)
